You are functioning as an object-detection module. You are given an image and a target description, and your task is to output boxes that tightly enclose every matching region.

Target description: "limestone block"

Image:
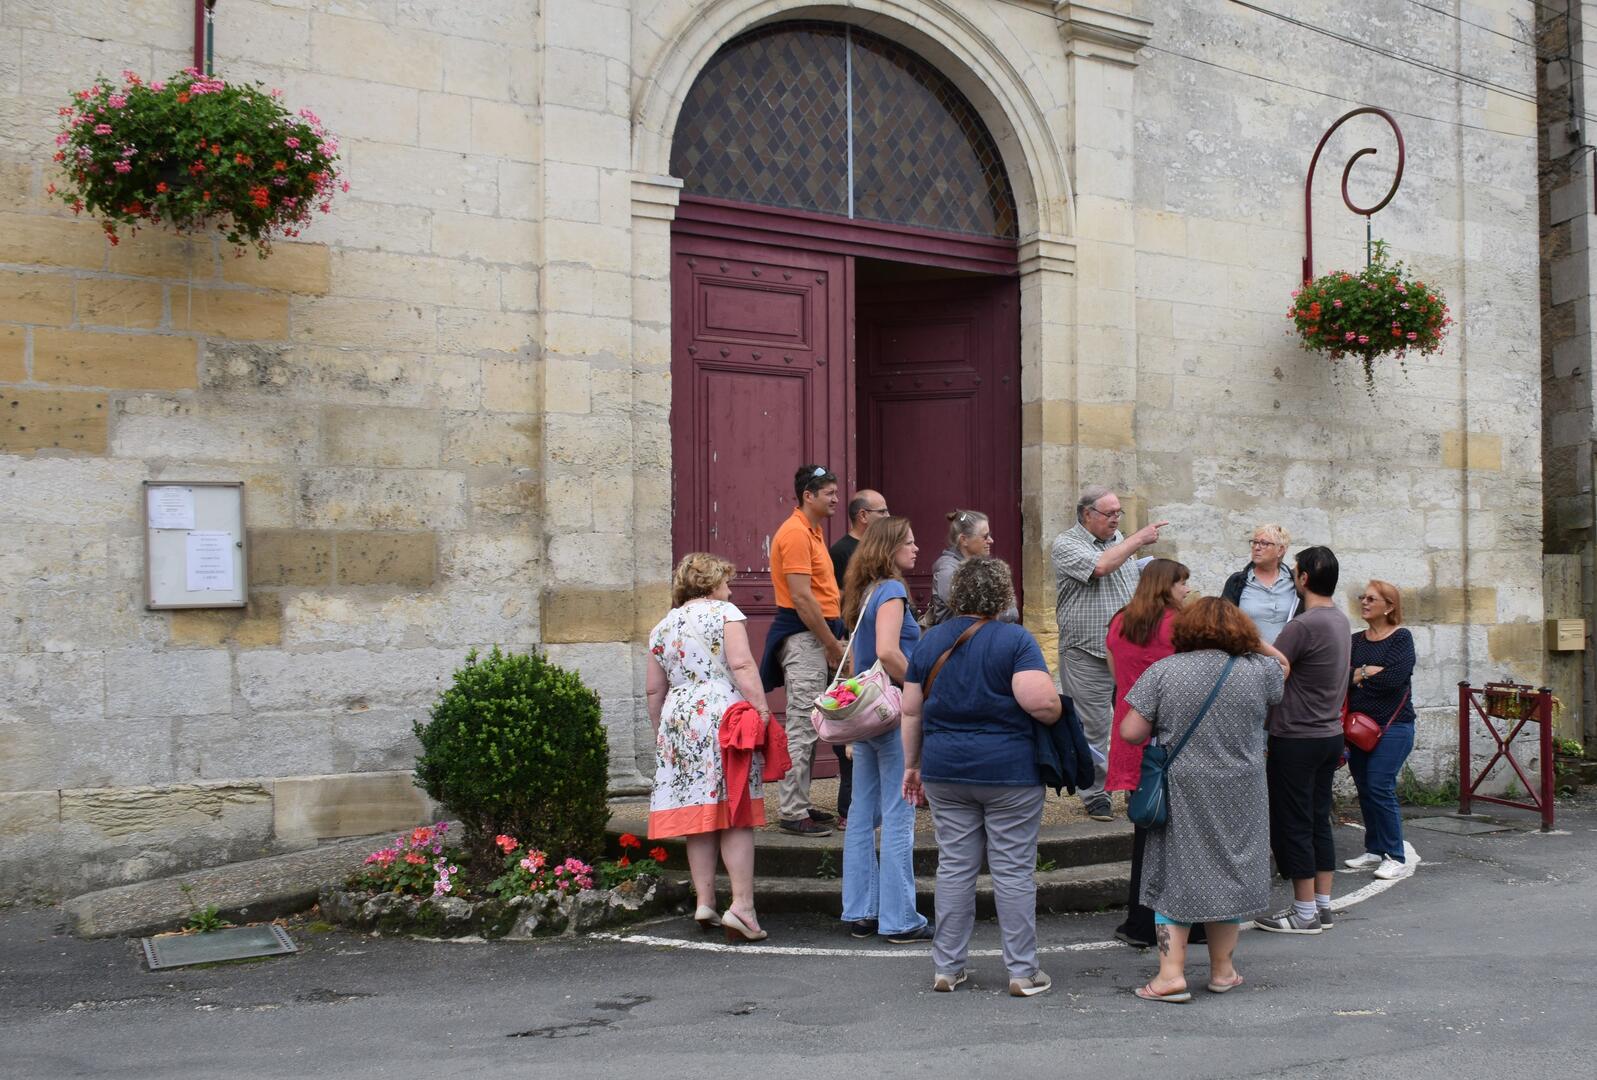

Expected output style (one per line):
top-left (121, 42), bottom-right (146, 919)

top-left (0, 524), bottom-right (109, 588)
top-left (0, 455), bottom-right (143, 526)
top-left (291, 296), bottom-right (438, 350)
top-left (0, 326), bottom-right (22, 382)
top-left (484, 356), bottom-right (538, 412)
top-left (348, 141), bottom-right (498, 215)
top-left (310, 12), bottom-right (444, 89)
top-left (273, 769), bottom-right (433, 843)
top-left (547, 532), bottom-right (633, 587)
top-left (298, 468), bottom-right (467, 530)
top-left (33, 329), bottom-right (197, 390)
top-left (104, 648), bottom-right (232, 719)
top-left (419, 90), bottom-right (476, 153)
top-left (331, 249), bottom-right (499, 311)
top-left (430, 211), bottom-right (538, 264)
top-left (470, 99), bottom-right (539, 162)
top-left (282, 590), bottom-right (535, 649)
top-left (104, 230), bottom-right (212, 280)
top-left (75, 279), bottom-right (165, 330)
top-left (1441, 431), bottom-right (1503, 471)
top-left (187, 712), bottom-right (335, 782)
top-left (331, 711), bottom-right (427, 774)
top-left (438, 310), bottom-right (536, 353)
top-left (441, 34), bottom-right (515, 99)
top-left (544, 413), bottom-right (629, 467)
top-left (0, 790), bottom-right (59, 847)
top-left (237, 647), bottom-right (459, 711)
top-left (544, 221), bottom-right (629, 272)
top-left (400, 0), bottom-right (536, 46)
top-left (169, 287), bottom-right (292, 340)
top-left (168, 592), bottom-right (284, 648)
top-left (1076, 402), bottom-right (1135, 449)
top-left (438, 532), bottom-right (540, 585)
top-left (217, 241), bottom-right (331, 295)
top-left (270, 70), bottom-right (421, 146)
top-left (322, 404), bottom-right (444, 468)
top-left (444, 412), bottom-right (538, 467)
top-left (0, 270), bottom-right (73, 324)
top-left (306, 197), bottom-right (433, 255)
top-left (544, 356), bottom-right (592, 413)
top-left (501, 267), bottom-right (540, 311)
top-left (112, 395), bottom-right (316, 465)
top-left (336, 531), bottom-right (438, 587)
top-left (542, 586), bottom-right (636, 644)
top-left (0, 650), bottom-right (106, 720)
top-left (250, 529), bottom-right (335, 586)
top-left (0, 388), bottom-right (107, 454)
top-left (0, 211), bottom-right (106, 269)
top-left (204, 342), bottom-right (480, 411)
top-left (468, 474), bottom-right (539, 520)
top-left (59, 781), bottom-right (271, 840)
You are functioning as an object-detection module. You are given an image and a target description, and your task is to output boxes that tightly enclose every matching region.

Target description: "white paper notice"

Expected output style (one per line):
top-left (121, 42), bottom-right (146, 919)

top-left (148, 486), bottom-right (196, 530)
top-left (185, 531), bottom-right (235, 592)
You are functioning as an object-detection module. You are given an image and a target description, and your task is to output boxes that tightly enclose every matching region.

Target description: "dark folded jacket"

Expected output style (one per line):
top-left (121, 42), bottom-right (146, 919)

top-left (1034, 694), bottom-right (1095, 795)
top-left (758, 607), bottom-right (846, 693)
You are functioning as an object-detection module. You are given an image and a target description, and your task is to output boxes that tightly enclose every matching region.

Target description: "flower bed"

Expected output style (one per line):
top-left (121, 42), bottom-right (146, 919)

top-left (319, 825), bottom-right (688, 939)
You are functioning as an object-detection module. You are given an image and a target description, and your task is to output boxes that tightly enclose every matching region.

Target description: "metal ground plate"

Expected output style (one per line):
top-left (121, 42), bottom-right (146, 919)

top-left (142, 924), bottom-right (296, 970)
top-left (1408, 815), bottom-right (1515, 836)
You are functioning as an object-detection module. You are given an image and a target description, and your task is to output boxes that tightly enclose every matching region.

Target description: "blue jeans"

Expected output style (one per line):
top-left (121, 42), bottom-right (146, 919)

top-left (840, 729), bottom-right (926, 936)
top-left (1346, 721), bottom-right (1415, 861)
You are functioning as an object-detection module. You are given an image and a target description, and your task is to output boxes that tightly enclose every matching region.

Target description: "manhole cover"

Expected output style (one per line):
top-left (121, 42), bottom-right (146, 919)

top-left (1408, 816), bottom-right (1514, 836)
top-left (142, 925), bottom-right (296, 970)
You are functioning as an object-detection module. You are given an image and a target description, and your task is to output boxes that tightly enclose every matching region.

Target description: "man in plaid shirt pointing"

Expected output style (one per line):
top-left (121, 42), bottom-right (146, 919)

top-left (1051, 485), bottom-right (1168, 820)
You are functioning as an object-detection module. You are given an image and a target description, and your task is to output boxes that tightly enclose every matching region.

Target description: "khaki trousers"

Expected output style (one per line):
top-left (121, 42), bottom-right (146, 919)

top-left (777, 631), bottom-right (828, 822)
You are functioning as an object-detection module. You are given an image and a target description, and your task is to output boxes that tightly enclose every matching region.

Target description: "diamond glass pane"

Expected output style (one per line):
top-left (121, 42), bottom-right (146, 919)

top-left (850, 32), bottom-right (1017, 238)
top-left (670, 22), bottom-right (850, 216)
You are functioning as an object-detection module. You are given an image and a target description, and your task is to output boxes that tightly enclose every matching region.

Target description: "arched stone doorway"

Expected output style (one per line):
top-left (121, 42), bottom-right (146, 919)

top-left (663, 20), bottom-right (1023, 768)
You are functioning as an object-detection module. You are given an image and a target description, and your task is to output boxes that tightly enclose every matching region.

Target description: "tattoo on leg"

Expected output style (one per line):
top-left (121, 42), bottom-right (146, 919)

top-left (1155, 924), bottom-right (1171, 957)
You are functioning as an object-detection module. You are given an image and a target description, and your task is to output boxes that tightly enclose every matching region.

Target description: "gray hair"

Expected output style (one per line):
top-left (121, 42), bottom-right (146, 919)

top-left (948, 556), bottom-right (1016, 618)
top-left (946, 508), bottom-right (989, 548)
top-left (1076, 484), bottom-right (1113, 523)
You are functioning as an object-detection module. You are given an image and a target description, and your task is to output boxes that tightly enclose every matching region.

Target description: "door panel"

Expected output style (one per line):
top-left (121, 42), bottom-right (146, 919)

top-left (671, 235), bottom-right (851, 774)
top-left (856, 277), bottom-right (1021, 613)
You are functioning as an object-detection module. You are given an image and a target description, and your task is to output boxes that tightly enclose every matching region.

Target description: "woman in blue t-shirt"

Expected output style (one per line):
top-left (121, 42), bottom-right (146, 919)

top-left (901, 557), bottom-right (1062, 997)
top-left (837, 516), bottom-right (932, 944)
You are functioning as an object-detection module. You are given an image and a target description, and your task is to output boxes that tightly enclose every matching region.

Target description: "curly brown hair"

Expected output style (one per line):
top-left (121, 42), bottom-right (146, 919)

top-left (671, 552), bottom-right (735, 608)
top-left (948, 556), bottom-right (1015, 618)
top-left (1171, 596), bottom-right (1262, 656)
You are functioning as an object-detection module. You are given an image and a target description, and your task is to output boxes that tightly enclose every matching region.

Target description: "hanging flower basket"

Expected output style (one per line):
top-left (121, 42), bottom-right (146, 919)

top-left (1286, 241), bottom-right (1451, 391)
top-left (49, 68), bottom-right (345, 257)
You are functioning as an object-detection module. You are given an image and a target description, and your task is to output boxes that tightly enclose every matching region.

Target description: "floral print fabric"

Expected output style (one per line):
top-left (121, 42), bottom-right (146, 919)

top-left (647, 600), bottom-right (763, 837)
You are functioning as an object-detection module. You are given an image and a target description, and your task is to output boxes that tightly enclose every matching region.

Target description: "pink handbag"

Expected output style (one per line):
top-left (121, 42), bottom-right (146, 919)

top-left (812, 585), bottom-right (903, 744)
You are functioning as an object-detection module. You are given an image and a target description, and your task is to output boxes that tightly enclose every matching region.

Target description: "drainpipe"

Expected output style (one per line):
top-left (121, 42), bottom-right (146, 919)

top-left (193, 1), bottom-right (217, 74)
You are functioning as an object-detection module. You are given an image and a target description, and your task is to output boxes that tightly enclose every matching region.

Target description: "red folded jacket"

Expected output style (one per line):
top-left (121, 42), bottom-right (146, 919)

top-left (719, 702), bottom-right (791, 827)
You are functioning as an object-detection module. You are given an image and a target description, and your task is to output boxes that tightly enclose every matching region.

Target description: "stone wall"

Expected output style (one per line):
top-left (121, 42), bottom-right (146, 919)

top-left (0, 1), bottom-right (543, 897)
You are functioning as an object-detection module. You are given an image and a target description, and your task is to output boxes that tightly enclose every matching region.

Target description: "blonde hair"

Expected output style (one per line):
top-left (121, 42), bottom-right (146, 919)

top-left (671, 552), bottom-right (735, 608)
top-left (1252, 523), bottom-right (1292, 548)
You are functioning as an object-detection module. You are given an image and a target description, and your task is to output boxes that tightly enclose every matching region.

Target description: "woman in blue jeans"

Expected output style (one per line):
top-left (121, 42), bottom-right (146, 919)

top-left (1345, 580), bottom-right (1420, 881)
top-left (837, 516), bottom-right (932, 943)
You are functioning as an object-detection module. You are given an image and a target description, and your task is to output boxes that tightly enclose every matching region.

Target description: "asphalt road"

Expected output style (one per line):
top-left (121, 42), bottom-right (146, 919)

top-left (4, 798), bottom-right (1595, 1080)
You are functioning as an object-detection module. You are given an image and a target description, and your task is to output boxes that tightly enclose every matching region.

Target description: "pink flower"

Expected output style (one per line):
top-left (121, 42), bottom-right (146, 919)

top-left (150, 81), bottom-right (164, 92)
top-left (93, 124), bottom-right (112, 135)
top-left (113, 161), bottom-right (131, 173)
top-left (285, 136), bottom-right (300, 149)
top-left (107, 94), bottom-right (127, 109)
top-left (1344, 332), bottom-right (1356, 341)
top-left (1406, 332), bottom-right (1418, 340)
top-left (1331, 299), bottom-right (1343, 308)
top-left (1357, 335), bottom-right (1369, 344)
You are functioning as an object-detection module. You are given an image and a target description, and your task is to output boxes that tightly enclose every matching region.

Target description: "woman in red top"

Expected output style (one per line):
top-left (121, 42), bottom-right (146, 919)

top-left (1105, 558), bottom-right (1190, 948)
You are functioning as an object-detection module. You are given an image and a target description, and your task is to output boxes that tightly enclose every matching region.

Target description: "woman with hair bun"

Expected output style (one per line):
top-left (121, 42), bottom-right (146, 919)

top-left (925, 509), bottom-right (1019, 627)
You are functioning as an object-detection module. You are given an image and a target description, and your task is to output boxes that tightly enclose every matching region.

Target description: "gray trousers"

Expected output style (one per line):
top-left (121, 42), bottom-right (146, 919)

top-left (777, 632), bottom-right (828, 822)
top-left (1060, 645), bottom-right (1113, 802)
top-left (924, 781), bottom-right (1046, 979)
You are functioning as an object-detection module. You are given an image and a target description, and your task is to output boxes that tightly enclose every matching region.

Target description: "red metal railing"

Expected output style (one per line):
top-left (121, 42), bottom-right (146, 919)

top-left (1458, 680), bottom-right (1555, 831)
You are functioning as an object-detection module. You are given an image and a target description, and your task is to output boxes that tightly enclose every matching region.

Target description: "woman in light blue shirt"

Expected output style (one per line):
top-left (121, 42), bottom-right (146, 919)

top-left (838, 516), bottom-right (932, 944)
top-left (1220, 523), bottom-right (1298, 644)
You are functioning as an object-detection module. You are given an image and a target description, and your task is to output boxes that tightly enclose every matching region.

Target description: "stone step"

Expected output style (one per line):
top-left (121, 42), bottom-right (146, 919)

top-left (64, 834), bottom-right (388, 939)
top-left (715, 860), bottom-right (1132, 918)
top-left (607, 817), bottom-right (1133, 880)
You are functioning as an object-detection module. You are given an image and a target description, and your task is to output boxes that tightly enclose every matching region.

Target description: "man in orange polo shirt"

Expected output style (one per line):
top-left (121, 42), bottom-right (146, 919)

top-left (760, 464), bottom-right (844, 837)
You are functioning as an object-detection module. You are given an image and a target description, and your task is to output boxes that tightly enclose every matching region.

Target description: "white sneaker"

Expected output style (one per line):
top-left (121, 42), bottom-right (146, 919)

top-left (1344, 852), bottom-right (1383, 870)
top-left (1403, 841), bottom-right (1422, 865)
top-left (1373, 857), bottom-right (1416, 880)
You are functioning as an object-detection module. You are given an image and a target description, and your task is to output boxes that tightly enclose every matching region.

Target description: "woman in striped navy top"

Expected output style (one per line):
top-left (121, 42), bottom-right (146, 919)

top-left (1344, 580), bottom-right (1420, 881)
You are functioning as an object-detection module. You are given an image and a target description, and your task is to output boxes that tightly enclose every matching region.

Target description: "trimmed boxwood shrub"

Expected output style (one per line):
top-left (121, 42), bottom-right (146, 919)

top-left (414, 647), bottom-right (609, 866)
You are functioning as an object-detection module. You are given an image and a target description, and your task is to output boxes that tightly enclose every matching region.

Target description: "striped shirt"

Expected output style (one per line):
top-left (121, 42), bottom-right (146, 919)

top-left (1051, 522), bottom-right (1139, 658)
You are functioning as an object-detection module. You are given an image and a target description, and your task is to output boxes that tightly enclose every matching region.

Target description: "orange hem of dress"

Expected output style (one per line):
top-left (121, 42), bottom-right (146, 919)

top-left (648, 801), bottom-right (765, 838)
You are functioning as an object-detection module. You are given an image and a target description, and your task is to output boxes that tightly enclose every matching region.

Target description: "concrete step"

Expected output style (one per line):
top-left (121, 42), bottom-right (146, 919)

top-left (64, 834), bottom-right (388, 939)
top-left (719, 860), bottom-right (1132, 918)
top-left (607, 817), bottom-right (1134, 879)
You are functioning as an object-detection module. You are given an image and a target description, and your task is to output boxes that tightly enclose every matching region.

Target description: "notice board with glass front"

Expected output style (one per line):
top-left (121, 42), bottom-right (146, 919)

top-left (143, 480), bottom-right (247, 608)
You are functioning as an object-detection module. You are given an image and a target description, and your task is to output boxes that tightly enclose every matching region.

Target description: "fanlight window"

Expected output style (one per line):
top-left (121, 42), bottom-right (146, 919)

top-left (671, 21), bottom-right (1017, 239)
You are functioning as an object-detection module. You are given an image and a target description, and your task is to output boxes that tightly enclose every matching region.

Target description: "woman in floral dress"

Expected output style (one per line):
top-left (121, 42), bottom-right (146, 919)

top-left (646, 552), bottom-right (772, 938)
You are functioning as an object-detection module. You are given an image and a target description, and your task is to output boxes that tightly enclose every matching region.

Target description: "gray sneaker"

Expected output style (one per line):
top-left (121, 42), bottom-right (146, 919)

top-left (1253, 909), bottom-right (1323, 935)
top-left (933, 970), bottom-right (969, 992)
top-left (1318, 905), bottom-right (1335, 928)
top-left (1008, 969), bottom-right (1052, 997)
top-left (1084, 796), bottom-right (1114, 822)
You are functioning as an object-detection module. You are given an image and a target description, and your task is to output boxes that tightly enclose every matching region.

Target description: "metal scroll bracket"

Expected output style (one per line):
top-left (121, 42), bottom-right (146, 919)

top-left (1302, 107), bottom-right (1405, 283)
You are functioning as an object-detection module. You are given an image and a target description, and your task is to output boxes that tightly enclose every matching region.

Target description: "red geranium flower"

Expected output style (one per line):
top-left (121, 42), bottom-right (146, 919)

top-left (650, 847), bottom-right (669, 864)
top-left (618, 833), bottom-right (642, 849)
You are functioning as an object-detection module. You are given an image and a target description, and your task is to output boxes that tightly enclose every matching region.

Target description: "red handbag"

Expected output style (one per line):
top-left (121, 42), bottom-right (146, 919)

top-left (1343, 690), bottom-right (1409, 753)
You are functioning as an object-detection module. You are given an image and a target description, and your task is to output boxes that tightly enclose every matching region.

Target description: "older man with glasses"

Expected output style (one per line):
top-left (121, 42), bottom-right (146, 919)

top-left (1050, 485), bottom-right (1167, 821)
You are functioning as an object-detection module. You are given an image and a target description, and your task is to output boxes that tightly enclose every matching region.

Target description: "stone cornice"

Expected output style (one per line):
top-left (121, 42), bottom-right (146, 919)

top-left (1018, 234), bottom-right (1078, 277)
top-left (632, 174), bottom-right (684, 221)
top-left (1054, 1), bottom-right (1153, 66)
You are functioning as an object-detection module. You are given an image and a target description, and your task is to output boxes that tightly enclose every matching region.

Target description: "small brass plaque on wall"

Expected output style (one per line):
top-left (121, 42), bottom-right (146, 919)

top-left (1549, 619), bottom-right (1586, 651)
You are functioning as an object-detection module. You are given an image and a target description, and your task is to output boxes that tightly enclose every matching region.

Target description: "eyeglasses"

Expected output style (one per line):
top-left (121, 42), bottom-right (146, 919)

top-left (1357, 595), bottom-right (1384, 604)
top-left (1250, 539), bottom-right (1281, 548)
top-left (1087, 506), bottom-right (1123, 521)
top-left (870, 507), bottom-right (891, 516)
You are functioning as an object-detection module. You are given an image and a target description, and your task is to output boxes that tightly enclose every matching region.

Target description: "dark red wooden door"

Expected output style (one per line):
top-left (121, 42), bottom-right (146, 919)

top-left (669, 234), bottom-right (851, 733)
top-left (856, 277), bottom-right (1021, 610)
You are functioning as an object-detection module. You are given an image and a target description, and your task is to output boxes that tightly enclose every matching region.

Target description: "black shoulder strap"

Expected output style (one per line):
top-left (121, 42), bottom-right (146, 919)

top-left (923, 618), bottom-right (991, 700)
top-left (1165, 655), bottom-right (1238, 766)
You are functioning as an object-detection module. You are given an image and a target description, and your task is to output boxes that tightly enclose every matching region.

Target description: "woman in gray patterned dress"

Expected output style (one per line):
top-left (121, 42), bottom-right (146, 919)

top-left (1120, 597), bottom-right (1285, 1002)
